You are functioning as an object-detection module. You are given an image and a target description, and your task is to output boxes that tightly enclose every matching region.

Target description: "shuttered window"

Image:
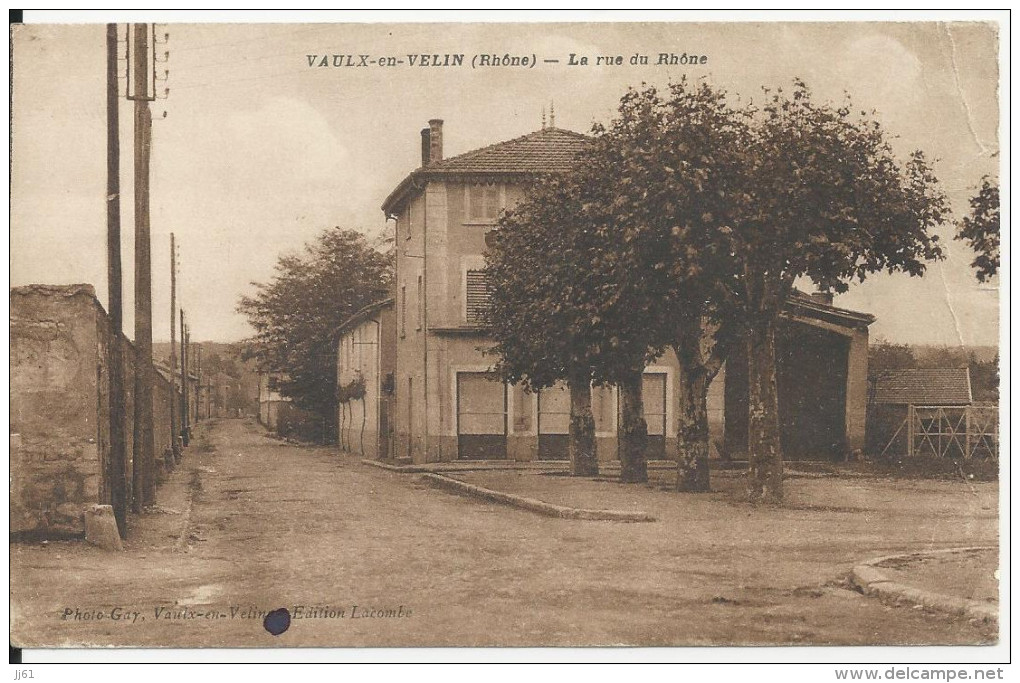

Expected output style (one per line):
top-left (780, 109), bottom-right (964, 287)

top-left (417, 275), bottom-right (423, 330)
top-left (465, 269), bottom-right (492, 324)
top-left (467, 184), bottom-right (502, 223)
top-left (400, 285), bottom-right (407, 337)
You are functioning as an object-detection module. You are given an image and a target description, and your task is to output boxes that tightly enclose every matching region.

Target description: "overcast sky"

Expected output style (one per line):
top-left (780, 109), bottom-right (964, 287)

top-left (11, 18), bottom-right (1001, 345)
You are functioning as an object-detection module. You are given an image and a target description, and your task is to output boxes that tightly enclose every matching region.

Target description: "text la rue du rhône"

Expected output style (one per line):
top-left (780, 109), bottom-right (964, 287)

top-left (306, 52), bottom-right (708, 69)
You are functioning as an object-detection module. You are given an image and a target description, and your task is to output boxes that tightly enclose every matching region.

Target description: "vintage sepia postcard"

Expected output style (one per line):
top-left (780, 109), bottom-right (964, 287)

top-left (9, 11), bottom-right (1006, 662)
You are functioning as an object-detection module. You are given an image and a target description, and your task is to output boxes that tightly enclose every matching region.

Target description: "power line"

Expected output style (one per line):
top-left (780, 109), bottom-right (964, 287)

top-left (172, 24), bottom-right (339, 54)
top-left (172, 65), bottom-right (325, 91)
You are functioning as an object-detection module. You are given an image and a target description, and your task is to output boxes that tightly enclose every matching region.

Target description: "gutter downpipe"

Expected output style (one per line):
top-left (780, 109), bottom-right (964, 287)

top-left (422, 185), bottom-right (430, 463)
top-left (388, 175), bottom-right (430, 463)
top-left (372, 318), bottom-right (382, 458)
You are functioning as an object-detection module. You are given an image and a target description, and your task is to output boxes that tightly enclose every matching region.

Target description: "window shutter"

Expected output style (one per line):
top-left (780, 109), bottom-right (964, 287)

top-left (400, 285), bottom-right (407, 336)
top-left (469, 185), bottom-right (485, 221)
top-left (465, 270), bottom-right (492, 324)
top-left (417, 275), bottom-right (423, 329)
top-left (484, 185), bottom-right (500, 220)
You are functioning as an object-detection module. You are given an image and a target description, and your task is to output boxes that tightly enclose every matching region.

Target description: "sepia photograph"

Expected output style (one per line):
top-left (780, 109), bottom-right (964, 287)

top-left (8, 10), bottom-right (1006, 665)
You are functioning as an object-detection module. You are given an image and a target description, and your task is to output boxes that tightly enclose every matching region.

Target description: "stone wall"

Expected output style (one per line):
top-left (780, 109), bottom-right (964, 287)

top-left (11, 285), bottom-right (105, 535)
top-left (12, 284), bottom-right (185, 536)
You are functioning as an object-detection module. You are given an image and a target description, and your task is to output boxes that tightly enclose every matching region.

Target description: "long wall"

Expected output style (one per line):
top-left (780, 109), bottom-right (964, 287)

top-left (12, 284), bottom-right (191, 536)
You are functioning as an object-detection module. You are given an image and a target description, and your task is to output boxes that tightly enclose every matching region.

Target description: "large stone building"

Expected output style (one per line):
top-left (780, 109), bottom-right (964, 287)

top-left (344, 120), bottom-right (873, 464)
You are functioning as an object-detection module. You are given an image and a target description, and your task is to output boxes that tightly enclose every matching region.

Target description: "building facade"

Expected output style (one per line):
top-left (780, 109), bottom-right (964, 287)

top-left (335, 299), bottom-right (396, 459)
top-left (371, 120), bottom-right (872, 465)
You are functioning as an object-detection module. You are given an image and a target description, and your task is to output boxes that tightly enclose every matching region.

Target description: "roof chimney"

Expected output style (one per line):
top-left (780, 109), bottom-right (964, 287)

top-left (428, 118), bottom-right (444, 164)
top-left (809, 291), bottom-right (834, 306)
top-left (420, 127), bottom-right (431, 167)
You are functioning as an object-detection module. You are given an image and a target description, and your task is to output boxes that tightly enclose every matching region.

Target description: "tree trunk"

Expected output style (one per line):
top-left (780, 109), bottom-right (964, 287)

top-left (746, 316), bottom-right (783, 504)
top-left (618, 371), bottom-right (648, 483)
top-left (567, 376), bottom-right (599, 477)
top-left (676, 364), bottom-right (711, 492)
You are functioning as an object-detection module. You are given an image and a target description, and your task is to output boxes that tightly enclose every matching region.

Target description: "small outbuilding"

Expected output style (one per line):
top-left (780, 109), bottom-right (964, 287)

top-left (867, 367), bottom-right (974, 458)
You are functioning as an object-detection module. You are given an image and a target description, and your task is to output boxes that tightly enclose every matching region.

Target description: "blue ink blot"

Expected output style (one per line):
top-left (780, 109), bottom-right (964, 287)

top-left (264, 608), bottom-right (291, 635)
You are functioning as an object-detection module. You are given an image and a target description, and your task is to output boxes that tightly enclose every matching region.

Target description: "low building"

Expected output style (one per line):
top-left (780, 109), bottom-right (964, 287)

top-left (257, 372), bottom-right (288, 429)
top-left (335, 299), bottom-right (396, 459)
top-left (724, 291), bottom-right (874, 460)
top-left (867, 367), bottom-right (973, 458)
top-left (257, 371), bottom-right (319, 438)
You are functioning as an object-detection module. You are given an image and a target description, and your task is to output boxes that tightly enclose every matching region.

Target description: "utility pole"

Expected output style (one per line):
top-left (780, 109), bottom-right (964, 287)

top-left (169, 232), bottom-right (178, 462)
top-left (130, 23), bottom-right (155, 511)
top-left (106, 24), bottom-right (128, 533)
top-left (184, 325), bottom-right (192, 443)
top-left (180, 309), bottom-right (188, 447)
top-left (196, 344), bottom-right (202, 423)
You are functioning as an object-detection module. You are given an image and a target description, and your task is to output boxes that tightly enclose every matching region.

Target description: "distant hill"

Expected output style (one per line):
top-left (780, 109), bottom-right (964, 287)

top-left (911, 344), bottom-right (999, 365)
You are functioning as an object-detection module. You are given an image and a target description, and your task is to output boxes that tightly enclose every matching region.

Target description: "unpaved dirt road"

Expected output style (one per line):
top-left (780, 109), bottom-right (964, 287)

top-left (11, 418), bottom-right (997, 648)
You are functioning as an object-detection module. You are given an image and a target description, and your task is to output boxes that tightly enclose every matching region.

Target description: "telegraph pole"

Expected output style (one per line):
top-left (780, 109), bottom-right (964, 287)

top-left (169, 232), bottom-right (178, 461)
top-left (106, 24), bottom-right (128, 533)
top-left (184, 324), bottom-right (192, 443)
top-left (180, 310), bottom-right (189, 447)
top-left (130, 23), bottom-right (156, 511)
top-left (196, 344), bottom-right (202, 423)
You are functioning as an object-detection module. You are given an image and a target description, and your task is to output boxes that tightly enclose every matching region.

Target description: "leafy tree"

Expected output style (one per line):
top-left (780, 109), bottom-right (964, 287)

top-left (485, 173), bottom-right (662, 478)
top-left (957, 176), bottom-right (1000, 282)
top-left (868, 340), bottom-right (917, 377)
top-left (238, 227), bottom-right (392, 441)
top-left (732, 81), bottom-right (947, 503)
top-left (867, 340), bottom-right (918, 412)
top-left (968, 353), bottom-right (999, 403)
top-left (583, 80), bottom-right (747, 491)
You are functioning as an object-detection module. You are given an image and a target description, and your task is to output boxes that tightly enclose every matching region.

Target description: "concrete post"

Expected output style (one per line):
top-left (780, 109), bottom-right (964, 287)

top-left (844, 327), bottom-right (869, 453)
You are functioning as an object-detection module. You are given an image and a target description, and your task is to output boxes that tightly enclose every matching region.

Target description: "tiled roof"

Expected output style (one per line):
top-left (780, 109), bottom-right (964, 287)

top-left (332, 298), bottom-right (394, 339)
top-left (382, 127), bottom-right (590, 214)
top-left (784, 289), bottom-right (876, 330)
top-left (873, 368), bottom-right (972, 406)
top-left (427, 127), bottom-right (591, 174)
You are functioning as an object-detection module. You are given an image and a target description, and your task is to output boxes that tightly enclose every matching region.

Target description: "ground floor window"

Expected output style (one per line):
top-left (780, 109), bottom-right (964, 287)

top-left (537, 382), bottom-right (570, 460)
top-left (456, 372), bottom-right (507, 460)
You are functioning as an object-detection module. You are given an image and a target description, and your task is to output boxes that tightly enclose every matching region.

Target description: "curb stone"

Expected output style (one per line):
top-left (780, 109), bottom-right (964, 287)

top-left (850, 546), bottom-right (998, 626)
top-left (361, 459), bottom-right (572, 474)
top-left (360, 458), bottom-right (677, 475)
top-left (361, 459), bottom-right (417, 472)
top-left (419, 473), bottom-right (656, 522)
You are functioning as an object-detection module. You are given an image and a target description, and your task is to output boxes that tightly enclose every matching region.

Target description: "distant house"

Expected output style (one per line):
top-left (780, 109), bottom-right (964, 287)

top-left (335, 299), bottom-right (396, 459)
top-left (867, 368), bottom-right (973, 457)
top-left (370, 119), bottom-right (875, 464)
top-left (257, 372), bottom-right (318, 438)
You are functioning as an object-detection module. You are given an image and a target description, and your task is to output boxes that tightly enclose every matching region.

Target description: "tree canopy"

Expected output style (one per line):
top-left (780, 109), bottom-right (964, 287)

top-left (237, 227), bottom-right (392, 435)
top-left (957, 176), bottom-right (1000, 282)
top-left (485, 168), bottom-right (666, 477)
top-left (485, 172), bottom-right (664, 393)
top-left (581, 80), bottom-right (749, 490)
top-left (486, 78), bottom-right (948, 497)
top-left (729, 80), bottom-right (947, 502)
